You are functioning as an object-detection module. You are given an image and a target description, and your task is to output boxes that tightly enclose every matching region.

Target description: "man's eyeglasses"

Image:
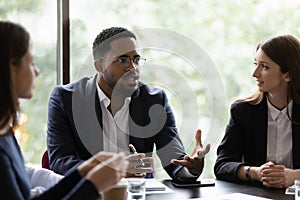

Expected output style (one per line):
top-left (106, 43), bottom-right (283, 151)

top-left (114, 56), bottom-right (146, 70)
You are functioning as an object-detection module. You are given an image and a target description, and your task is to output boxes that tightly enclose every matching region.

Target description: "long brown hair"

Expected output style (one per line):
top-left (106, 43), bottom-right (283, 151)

top-left (0, 21), bottom-right (30, 132)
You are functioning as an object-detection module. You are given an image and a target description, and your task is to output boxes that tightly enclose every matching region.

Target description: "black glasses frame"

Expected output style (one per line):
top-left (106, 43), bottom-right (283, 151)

top-left (114, 55), bottom-right (146, 70)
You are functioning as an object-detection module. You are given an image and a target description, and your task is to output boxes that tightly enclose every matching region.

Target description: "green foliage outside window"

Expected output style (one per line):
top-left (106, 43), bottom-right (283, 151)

top-left (2, 0), bottom-right (300, 179)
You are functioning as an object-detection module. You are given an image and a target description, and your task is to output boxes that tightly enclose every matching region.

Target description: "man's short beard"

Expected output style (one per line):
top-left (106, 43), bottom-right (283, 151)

top-left (113, 83), bottom-right (139, 98)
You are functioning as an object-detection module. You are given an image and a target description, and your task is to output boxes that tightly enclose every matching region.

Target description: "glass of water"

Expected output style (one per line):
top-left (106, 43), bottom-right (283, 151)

top-left (127, 179), bottom-right (146, 200)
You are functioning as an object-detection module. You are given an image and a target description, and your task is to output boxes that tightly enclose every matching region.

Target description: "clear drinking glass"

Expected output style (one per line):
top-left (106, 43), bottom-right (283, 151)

top-left (127, 179), bottom-right (146, 200)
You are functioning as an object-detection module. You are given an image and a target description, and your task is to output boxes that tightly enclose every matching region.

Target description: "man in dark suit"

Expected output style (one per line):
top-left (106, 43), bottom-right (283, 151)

top-left (47, 27), bottom-right (210, 183)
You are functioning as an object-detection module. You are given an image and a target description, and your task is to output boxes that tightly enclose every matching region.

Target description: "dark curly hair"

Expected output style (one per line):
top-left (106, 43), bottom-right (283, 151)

top-left (92, 27), bottom-right (136, 60)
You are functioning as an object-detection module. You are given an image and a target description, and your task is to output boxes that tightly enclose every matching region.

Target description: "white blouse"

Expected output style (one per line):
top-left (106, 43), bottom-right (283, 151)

top-left (266, 99), bottom-right (293, 168)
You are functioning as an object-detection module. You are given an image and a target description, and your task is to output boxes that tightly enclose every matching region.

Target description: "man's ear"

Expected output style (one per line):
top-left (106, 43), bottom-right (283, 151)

top-left (94, 60), bottom-right (103, 73)
top-left (283, 72), bottom-right (290, 82)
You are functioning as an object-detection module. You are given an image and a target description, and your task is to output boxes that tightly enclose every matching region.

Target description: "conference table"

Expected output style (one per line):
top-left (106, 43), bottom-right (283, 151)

top-left (146, 179), bottom-right (293, 200)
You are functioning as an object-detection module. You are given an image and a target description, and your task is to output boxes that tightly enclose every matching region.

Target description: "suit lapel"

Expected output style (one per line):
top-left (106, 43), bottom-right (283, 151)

top-left (292, 102), bottom-right (300, 168)
top-left (129, 95), bottom-right (146, 153)
top-left (95, 93), bottom-right (103, 130)
top-left (1, 135), bottom-right (31, 198)
top-left (252, 98), bottom-right (268, 164)
top-left (251, 99), bottom-right (300, 168)
top-left (72, 75), bottom-right (104, 155)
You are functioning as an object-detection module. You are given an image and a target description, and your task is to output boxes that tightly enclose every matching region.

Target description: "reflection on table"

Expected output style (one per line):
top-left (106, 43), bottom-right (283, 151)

top-left (146, 179), bottom-right (292, 200)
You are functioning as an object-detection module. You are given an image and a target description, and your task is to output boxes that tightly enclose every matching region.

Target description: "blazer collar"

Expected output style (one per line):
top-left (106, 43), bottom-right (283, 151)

top-left (128, 91), bottom-right (146, 153)
top-left (72, 75), bottom-right (104, 155)
top-left (292, 102), bottom-right (300, 168)
top-left (252, 97), bottom-right (268, 164)
top-left (0, 134), bottom-right (31, 198)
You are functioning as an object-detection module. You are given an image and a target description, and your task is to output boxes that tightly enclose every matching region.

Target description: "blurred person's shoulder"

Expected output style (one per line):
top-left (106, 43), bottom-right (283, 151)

top-left (54, 76), bottom-right (96, 93)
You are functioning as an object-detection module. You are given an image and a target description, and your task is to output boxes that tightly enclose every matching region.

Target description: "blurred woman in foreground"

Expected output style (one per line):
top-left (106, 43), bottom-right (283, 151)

top-left (0, 20), bottom-right (128, 199)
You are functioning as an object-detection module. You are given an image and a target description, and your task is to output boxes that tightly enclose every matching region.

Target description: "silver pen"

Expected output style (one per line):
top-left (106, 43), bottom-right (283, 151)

top-left (129, 144), bottom-right (145, 167)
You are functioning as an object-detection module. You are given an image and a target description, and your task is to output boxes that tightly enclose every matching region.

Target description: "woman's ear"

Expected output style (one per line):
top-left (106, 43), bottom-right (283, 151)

top-left (94, 60), bottom-right (103, 73)
top-left (10, 62), bottom-right (17, 85)
top-left (283, 72), bottom-right (290, 82)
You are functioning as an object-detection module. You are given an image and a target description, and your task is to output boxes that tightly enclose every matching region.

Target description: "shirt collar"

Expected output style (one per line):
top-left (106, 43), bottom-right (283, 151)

top-left (267, 98), bottom-right (293, 121)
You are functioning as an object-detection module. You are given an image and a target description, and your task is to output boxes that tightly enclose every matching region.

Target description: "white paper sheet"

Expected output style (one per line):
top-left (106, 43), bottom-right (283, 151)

top-left (126, 178), bottom-right (174, 194)
top-left (189, 193), bottom-right (274, 200)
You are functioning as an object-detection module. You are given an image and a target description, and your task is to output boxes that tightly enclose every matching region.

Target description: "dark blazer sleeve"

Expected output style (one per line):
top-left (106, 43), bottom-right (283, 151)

top-left (47, 86), bottom-right (86, 175)
top-left (0, 136), bottom-right (99, 200)
top-left (214, 98), bottom-right (269, 185)
top-left (154, 90), bottom-right (191, 182)
top-left (214, 102), bottom-right (246, 183)
top-left (0, 152), bottom-right (30, 199)
top-left (130, 85), bottom-right (191, 182)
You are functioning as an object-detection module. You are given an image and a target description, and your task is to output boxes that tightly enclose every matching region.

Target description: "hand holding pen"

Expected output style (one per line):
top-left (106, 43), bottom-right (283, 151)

top-left (129, 144), bottom-right (145, 167)
top-left (126, 144), bottom-right (153, 177)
